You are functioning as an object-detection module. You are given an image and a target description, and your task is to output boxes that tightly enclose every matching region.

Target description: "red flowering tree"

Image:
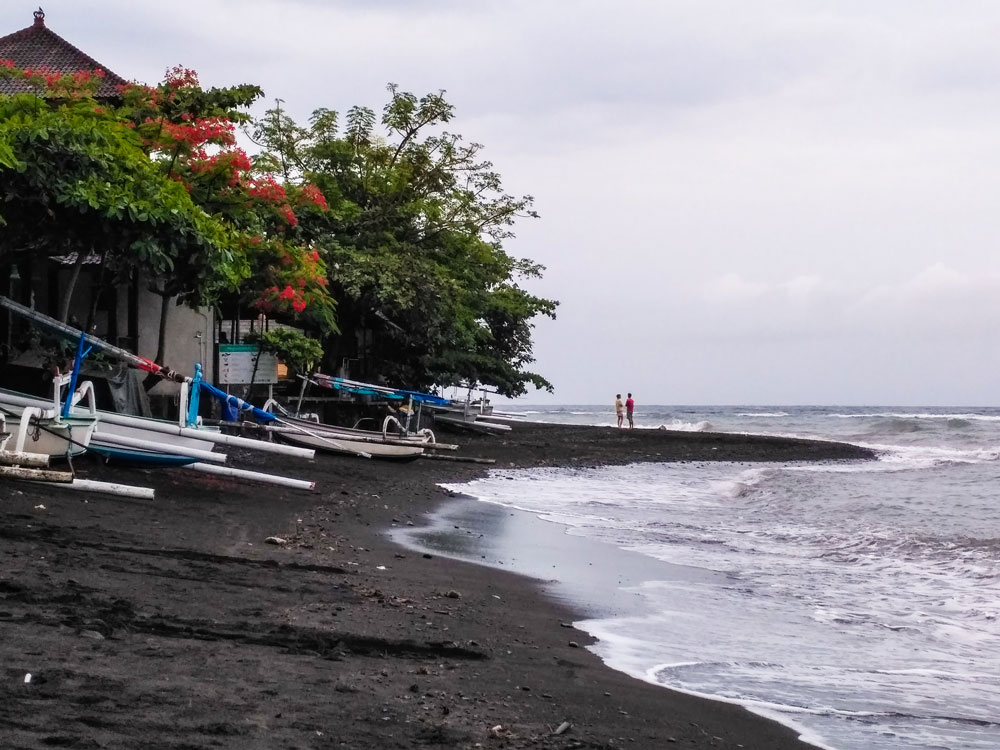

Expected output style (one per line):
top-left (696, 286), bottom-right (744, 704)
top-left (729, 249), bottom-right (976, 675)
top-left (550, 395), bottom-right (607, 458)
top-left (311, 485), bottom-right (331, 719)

top-left (1, 63), bottom-right (337, 381)
top-left (0, 62), bottom-right (242, 325)
top-left (114, 66), bottom-right (337, 366)
top-left (241, 239), bottom-right (335, 331)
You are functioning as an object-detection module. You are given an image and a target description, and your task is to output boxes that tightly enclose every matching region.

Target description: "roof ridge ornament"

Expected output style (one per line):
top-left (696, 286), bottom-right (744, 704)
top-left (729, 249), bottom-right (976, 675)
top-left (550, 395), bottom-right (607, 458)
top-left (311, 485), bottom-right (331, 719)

top-left (33, 7), bottom-right (45, 27)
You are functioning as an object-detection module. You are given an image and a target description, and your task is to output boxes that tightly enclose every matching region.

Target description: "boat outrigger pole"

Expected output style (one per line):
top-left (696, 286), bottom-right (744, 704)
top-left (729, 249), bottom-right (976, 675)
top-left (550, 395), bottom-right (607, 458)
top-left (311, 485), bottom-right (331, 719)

top-left (0, 295), bottom-right (189, 383)
top-left (0, 294), bottom-right (365, 459)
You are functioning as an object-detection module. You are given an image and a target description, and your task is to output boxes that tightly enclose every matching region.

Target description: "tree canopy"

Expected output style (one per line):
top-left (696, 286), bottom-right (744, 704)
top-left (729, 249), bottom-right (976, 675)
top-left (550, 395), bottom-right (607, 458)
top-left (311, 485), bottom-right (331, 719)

top-left (1, 60), bottom-right (557, 397)
top-left (0, 63), bottom-right (336, 374)
top-left (252, 85), bottom-right (557, 397)
top-left (0, 66), bottom-right (242, 320)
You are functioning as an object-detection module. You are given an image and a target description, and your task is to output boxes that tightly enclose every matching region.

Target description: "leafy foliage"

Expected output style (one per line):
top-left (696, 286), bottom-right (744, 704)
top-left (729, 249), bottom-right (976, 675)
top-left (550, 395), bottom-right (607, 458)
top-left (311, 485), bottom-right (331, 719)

top-left (115, 67), bottom-right (336, 324)
top-left (245, 327), bottom-right (324, 376)
top-left (252, 85), bottom-right (558, 397)
top-left (0, 65), bottom-right (241, 306)
top-left (0, 59), bottom-right (555, 397)
top-left (0, 62), bottom-right (337, 354)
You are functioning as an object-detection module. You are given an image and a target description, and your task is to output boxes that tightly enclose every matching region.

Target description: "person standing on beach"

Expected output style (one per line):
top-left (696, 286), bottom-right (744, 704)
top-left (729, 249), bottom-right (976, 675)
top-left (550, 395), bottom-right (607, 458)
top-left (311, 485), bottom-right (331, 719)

top-left (626, 393), bottom-right (635, 428)
top-left (615, 394), bottom-right (624, 427)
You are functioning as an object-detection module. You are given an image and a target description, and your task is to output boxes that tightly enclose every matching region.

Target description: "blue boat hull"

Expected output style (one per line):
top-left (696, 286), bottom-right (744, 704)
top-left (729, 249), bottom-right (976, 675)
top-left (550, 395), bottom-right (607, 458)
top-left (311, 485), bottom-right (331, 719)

top-left (88, 444), bottom-right (200, 467)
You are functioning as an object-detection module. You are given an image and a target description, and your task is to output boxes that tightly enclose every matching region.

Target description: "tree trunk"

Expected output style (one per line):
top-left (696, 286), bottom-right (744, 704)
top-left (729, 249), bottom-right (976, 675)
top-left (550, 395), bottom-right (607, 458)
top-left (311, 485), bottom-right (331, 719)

top-left (85, 251), bottom-right (109, 334)
top-left (154, 291), bottom-right (170, 366)
top-left (142, 291), bottom-right (172, 392)
top-left (58, 249), bottom-right (88, 324)
top-left (242, 338), bottom-right (264, 401)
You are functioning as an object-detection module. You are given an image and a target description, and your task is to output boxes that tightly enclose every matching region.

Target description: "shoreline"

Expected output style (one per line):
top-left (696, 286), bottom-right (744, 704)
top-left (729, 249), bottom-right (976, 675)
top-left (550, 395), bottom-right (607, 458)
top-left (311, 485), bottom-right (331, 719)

top-left (393, 484), bottom-right (830, 749)
top-left (393, 491), bottom-right (715, 621)
top-left (0, 423), bottom-right (873, 748)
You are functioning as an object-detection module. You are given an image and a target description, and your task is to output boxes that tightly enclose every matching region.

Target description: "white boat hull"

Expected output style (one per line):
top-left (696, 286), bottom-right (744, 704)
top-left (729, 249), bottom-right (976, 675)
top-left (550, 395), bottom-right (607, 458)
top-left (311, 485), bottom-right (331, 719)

top-left (433, 414), bottom-right (511, 434)
top-left (277, 414), bottom-right (432, 445)
top-left (0, 406), bottom-right (96, 458)
top-left (278, 430), bottom-right (423, 461)
top-left (94, 420), bottom-right (217, 454)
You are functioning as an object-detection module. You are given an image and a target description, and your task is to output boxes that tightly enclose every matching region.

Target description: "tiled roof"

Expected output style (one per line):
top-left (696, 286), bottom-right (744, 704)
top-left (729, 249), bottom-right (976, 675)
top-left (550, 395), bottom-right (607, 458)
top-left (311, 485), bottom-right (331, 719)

top-left (0, 9), bottom-right (129, 97)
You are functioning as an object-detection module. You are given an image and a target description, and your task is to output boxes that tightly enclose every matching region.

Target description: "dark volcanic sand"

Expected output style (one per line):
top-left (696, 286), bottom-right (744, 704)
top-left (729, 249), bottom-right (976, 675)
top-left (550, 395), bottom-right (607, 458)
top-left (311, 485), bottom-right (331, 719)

top-left (0, 423), bottom-right (874, 749)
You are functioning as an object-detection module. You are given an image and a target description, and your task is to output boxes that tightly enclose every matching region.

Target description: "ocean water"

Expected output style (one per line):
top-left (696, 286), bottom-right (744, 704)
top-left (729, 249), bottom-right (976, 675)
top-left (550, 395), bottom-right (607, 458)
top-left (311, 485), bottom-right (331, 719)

top-left (402, 405), bottom-right (1000, 750)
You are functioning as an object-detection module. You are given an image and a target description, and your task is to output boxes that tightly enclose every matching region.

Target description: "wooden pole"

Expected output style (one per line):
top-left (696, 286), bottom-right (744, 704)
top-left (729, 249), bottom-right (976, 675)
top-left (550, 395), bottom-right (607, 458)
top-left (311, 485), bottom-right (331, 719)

top-left (0, 465), bottom-right (73, 482)
top-left (0, 450), bottom-right (50, 468)
top-left (418, 453), bottom-right (496, 465)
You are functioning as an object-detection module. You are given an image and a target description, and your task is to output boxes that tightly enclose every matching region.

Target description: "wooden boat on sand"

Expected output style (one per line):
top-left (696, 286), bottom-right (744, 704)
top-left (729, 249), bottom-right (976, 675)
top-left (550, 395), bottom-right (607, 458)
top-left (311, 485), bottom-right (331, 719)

top-left (260, 399), bottom-right (444, 461)
top-left (0, 375), bottom-right (98, 459)
top-left (275, 428), bottom-right (424, 461)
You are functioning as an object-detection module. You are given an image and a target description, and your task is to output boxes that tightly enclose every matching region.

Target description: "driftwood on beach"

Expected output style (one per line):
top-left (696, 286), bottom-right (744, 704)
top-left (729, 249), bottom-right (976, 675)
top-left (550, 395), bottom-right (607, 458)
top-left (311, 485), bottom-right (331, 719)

top-left (0, 465), bottom-right (72, 482)
top-left (418, 452), bottom-right (497, 464)
top-left (0, 450), bottom-right (49, 468)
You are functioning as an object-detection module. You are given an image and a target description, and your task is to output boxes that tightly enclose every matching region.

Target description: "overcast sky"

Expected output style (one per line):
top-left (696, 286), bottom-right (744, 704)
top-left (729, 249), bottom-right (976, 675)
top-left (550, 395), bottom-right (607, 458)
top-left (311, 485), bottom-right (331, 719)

top-left (5, 1), bottom-right (1000, 405)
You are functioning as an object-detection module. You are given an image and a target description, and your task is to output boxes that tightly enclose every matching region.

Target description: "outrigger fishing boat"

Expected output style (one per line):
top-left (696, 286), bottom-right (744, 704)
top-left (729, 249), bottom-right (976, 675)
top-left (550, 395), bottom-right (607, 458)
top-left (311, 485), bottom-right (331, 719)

top-left (266, 422), bottom-right (424, 460)
top-left (0, 413), bottom-right (49, 469)
top-left (430, 402), bottom-right (513, 434)
top-left (431, 410), bottom-right (512, 434)
top-left (0, 369), bottom-right (98, 459)
top-left (257, 402), bottom-right (426, 461)
top-left (242, 374), bottom-right (462, 461)
top-left (0, 378), bottom-right (156, 499)
top-left (0, 296), bottom-right (318, 490)
top-left (420, 384), bottom-right (513, 435)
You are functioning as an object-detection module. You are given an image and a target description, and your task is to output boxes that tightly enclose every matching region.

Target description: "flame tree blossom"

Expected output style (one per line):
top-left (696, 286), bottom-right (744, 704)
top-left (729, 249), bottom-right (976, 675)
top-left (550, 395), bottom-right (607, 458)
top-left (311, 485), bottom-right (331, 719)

top-left (0, 63), bottom-right (338, 375)
top-left (0, 62), bottom-right (243, 327)
top-left (114, 67), bottom-right (336, 322)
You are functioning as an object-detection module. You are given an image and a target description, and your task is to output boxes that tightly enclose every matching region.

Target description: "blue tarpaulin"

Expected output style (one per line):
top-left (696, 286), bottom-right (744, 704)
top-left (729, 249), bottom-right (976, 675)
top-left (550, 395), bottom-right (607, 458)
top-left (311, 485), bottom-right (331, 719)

top-left (311, 374), bottom-right (449, 406)
top-left (199, 382), bottom-right (277, 423)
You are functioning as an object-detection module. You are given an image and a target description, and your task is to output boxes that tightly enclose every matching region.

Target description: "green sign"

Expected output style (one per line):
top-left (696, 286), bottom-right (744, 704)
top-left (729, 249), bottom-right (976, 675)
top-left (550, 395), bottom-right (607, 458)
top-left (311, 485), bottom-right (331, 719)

top-left (218, 345), bottom-right (278, 385)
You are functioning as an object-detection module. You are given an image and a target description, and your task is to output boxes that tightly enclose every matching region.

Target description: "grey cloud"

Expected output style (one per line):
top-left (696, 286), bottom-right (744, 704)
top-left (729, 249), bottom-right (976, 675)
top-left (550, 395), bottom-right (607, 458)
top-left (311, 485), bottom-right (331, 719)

top-left (8, 1), bottom-right (1000, 404)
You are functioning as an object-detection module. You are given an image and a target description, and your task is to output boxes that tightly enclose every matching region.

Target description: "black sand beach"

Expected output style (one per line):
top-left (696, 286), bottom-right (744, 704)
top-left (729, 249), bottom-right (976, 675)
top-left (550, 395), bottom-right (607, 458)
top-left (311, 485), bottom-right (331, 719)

top-left (0, 422), bottom-right (873, 749)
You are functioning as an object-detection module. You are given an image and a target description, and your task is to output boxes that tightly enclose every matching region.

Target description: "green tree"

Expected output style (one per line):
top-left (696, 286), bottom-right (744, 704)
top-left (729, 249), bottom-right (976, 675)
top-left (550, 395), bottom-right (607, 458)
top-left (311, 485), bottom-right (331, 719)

top-left (118, 69), bottom-right (337, 360)
top-left (0, 65), bottom-right (241, 324)
top-left (253, 85), bottom-right (557, 397)
top-left (0, 63), bottom-right (337, 384)
top-left (245, 327), bottom-right (324, 376)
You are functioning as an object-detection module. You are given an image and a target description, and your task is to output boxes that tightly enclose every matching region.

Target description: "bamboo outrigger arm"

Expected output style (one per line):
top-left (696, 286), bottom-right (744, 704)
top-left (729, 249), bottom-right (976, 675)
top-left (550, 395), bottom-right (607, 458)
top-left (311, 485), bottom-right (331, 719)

top-left (0, 295), bottom-right (188, 382)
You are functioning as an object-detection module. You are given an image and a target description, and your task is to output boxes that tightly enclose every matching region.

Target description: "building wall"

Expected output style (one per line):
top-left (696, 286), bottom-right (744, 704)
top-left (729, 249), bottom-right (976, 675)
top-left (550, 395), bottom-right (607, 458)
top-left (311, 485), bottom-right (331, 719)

top-left (134, 285), bottom-right (214, 397)
top-left (11, 262), bottom-right (213, 394)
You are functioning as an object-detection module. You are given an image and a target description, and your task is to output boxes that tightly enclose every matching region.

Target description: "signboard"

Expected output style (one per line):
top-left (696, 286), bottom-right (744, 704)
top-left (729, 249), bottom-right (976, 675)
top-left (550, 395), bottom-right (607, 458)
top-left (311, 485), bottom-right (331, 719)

top-left (217, 344), bottom-right (279, 385)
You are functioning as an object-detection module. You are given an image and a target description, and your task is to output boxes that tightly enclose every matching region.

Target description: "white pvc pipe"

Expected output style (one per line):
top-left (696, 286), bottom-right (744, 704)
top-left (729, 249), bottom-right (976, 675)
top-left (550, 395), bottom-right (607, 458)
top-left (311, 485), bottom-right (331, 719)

top-left (178, 379), bottom-right (189, 428)
top-left (183, 462), bottom-right (315, 491)
top-left (94, 411), bottom-right (315, 459)
top-left (69, 380), bottom-right (97, 416)
top-left (42, 478), bottom-right (156, 499)
top-left (91, 431), bottom-right (227, 463)
top-left (2, 388), bottom-right (315, 459)
top-left (0, 390), bottom-right (52, 411)
top-left (0, 450), bottom-right (50, 468)
top-left (0, 388), bottom-right (70, 416)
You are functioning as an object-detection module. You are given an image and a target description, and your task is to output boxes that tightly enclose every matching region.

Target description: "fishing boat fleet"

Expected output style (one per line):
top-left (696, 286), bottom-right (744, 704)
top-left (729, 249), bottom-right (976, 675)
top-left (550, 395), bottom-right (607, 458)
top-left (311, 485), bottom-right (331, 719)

top-left (0, 295), bottom-right (510, 500)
